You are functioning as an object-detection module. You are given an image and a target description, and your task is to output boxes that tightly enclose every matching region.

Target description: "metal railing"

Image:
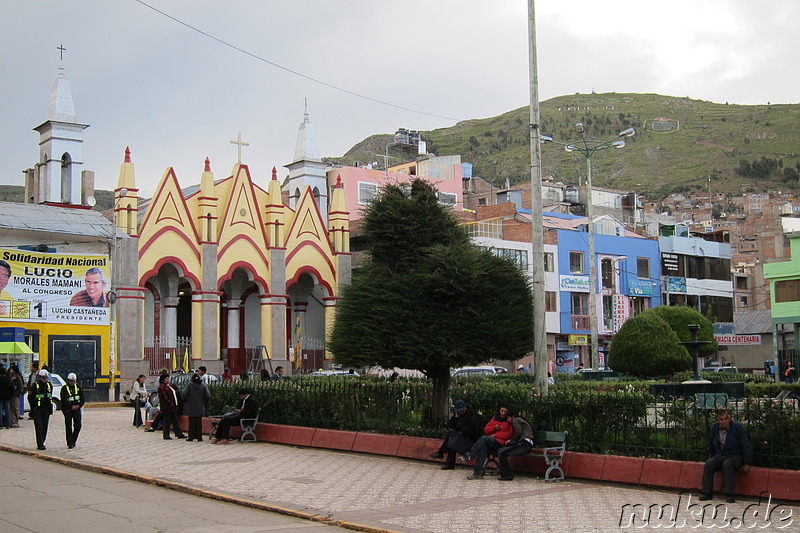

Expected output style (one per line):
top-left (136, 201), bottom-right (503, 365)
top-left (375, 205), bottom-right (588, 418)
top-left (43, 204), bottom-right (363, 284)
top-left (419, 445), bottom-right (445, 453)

top-left (205, 378), bottom-right (800, 470)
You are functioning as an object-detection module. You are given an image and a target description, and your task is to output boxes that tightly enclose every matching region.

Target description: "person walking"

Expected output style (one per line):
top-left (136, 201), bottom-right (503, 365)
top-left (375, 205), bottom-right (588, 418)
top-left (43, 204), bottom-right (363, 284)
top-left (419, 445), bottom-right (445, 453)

top-left (181, 373), bottom-right (210, 442)
top-left (60, 373), bottom-right (85, 449)
top-left (28, 369), bottom-right (52, 450)
top-left (157, 374), bottom-right (186, 440)
top-left (131, 374), bottom-right (148, 427)
top-left (0, 367), bottom-right (11, 429)
top-left (8, 365), bottom-right (23, 427)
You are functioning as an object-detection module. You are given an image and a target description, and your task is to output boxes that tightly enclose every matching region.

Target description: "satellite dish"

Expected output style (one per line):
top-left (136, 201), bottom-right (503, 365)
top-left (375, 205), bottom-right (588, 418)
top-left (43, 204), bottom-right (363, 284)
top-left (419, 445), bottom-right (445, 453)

top-left (86, 196), bottom-right (96, 207)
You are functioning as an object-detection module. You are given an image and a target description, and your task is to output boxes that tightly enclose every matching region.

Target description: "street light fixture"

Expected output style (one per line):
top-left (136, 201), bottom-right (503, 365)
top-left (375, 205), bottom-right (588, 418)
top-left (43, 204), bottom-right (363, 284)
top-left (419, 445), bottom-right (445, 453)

top-left (540, 125), bottom-right (635, 370)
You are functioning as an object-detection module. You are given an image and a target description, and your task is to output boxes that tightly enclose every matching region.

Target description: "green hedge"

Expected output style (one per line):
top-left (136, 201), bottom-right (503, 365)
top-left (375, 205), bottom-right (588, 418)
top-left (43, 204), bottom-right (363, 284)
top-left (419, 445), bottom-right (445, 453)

top-left (206, 375), bottom-right (800, 469)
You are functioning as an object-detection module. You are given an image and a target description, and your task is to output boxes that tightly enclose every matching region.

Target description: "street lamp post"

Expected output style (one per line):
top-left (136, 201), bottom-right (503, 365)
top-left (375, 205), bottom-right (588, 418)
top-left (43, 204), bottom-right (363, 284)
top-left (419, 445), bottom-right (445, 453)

top-left (540, 125), bottom-right (635, 370)
top-left (109, 187), bottom-right (128, 401)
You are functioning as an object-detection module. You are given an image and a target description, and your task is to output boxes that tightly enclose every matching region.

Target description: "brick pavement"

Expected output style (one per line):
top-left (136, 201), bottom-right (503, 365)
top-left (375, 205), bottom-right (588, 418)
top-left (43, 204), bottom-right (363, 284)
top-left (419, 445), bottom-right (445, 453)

top-left (0, 408), bottom-right (796, 532)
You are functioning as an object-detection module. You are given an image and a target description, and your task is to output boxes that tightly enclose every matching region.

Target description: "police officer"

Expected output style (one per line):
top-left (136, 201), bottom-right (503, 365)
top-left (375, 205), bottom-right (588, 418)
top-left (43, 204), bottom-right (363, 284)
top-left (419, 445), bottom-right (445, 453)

top-left (61, 373), bottom-right (85, 449)
top-left (28, 369), bottom-right (52, 450)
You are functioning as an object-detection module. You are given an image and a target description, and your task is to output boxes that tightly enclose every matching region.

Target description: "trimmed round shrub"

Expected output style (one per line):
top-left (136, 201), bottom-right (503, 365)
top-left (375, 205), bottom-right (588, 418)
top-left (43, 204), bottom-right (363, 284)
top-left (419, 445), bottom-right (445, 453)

top-left (649, 305), bottom-right (717, 357)
top-left (608, 311), bottom-right (692, 378)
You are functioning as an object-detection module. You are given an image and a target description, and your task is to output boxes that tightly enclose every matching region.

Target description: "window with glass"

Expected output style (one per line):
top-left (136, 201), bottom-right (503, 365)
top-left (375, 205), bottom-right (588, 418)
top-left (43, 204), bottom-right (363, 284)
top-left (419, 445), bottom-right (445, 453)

top-left (602, 295), bottom-right (614, 330)
top-left (569, 251), bottom-right (584, 274)
top-left (601, 258), bottom-right (614, 289)
top-left (571, 292), bottom-right (588, 315)
top-left (631, 296), bottom-right (648, 316)
top-left (358, 182), bottom-right (378, 204)
top-left (775, 279), bottom-right (800, 303)
top-left (544, 252), bottom-right (554, 272)
top-left (545, 291), bottom-right (557, 312)
top-left (637, 257), bottom-right (650, 278)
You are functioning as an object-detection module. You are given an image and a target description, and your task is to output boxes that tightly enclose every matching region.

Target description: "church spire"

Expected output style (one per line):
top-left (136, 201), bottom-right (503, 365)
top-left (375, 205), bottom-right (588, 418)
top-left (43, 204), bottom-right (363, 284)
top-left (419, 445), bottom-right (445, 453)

top-left (31, 65), bottom-right (90, 205)
top-left (292, 99), bottom-right (321, 163)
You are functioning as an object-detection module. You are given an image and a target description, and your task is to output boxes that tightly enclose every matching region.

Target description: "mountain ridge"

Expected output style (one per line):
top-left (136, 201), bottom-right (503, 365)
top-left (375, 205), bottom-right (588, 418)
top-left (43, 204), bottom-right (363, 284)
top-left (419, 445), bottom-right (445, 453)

top-left (326, 92), bottom-right (800, 199)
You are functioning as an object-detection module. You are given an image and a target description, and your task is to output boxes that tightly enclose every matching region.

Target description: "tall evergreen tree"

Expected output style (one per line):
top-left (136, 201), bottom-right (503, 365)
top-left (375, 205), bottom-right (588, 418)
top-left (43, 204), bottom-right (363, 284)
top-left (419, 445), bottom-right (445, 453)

top-left (328, 178), bottom-right (534, 421)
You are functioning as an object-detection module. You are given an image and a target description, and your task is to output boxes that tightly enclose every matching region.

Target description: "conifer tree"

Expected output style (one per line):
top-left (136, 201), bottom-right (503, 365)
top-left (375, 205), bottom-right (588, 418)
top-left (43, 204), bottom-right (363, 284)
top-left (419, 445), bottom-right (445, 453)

top-left (328, 178), bottom-right (534, 421)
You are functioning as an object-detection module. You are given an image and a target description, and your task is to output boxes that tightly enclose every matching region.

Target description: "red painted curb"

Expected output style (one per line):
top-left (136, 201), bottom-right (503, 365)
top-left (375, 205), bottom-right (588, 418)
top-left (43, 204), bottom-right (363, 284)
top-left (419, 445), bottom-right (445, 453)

top-left (197, 419), bottom-right (800, 501)
top-left (640, 458), bottom-right (682, 488)
top-left (602, 455), bottom-right (644, 484)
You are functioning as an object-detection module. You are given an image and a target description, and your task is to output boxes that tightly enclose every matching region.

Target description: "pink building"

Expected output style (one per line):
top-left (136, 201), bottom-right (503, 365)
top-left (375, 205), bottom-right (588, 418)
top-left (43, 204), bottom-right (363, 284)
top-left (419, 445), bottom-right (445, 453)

top-left (326, 155), bottom-right (465, 221)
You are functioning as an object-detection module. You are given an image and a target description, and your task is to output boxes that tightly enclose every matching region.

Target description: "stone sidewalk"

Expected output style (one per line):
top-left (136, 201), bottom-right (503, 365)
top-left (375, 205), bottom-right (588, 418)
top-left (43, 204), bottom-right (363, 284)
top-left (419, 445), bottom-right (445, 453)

top-left (0, 408), bottom-right (796, 532)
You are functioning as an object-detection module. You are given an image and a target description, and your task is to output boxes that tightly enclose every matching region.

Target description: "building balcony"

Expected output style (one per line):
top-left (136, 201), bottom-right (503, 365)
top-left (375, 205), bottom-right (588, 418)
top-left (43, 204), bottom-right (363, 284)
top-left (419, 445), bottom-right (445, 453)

top-left (571, 314), bottom-right (590, 330)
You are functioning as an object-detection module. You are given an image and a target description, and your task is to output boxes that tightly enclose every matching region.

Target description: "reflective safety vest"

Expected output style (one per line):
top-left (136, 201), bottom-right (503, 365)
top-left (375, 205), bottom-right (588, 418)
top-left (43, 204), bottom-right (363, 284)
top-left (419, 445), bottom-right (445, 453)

top-left (64, 384), bottom-right (80, 403)
top-left (34, 382), bottom-right (52, 407)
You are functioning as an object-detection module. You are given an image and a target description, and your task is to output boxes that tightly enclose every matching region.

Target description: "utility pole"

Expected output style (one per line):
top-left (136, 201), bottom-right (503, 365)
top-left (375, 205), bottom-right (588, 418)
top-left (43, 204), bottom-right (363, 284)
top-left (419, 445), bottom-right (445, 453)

top-left (528, 0), bottom-right (548, 393)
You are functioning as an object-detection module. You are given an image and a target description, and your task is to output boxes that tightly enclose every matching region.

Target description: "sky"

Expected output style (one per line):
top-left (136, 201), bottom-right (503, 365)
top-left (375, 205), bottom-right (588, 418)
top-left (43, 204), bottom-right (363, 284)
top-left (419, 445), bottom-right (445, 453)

top-left (2, 0), bottom-right (799, 198)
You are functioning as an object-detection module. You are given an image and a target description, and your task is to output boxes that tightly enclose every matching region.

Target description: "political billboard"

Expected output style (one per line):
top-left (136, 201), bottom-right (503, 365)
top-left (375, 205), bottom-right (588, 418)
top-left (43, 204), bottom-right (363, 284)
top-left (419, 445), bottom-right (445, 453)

top-left (0, 248), bottom-right (111, 325)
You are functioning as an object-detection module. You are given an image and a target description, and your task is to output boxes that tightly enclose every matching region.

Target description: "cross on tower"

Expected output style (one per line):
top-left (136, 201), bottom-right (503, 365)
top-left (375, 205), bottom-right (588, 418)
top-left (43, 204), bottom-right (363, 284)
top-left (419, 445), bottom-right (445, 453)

top-left (230, 132), bottom-right (250, 164)
top-left (57, 44), bottom-right (67, 61)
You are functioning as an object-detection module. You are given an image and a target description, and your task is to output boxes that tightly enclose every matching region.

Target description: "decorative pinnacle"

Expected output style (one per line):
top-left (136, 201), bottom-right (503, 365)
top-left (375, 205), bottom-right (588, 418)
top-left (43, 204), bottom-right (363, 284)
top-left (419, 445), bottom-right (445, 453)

top-left (272, 167), bottom-right (277, 180)
top-left (124, 147), bottom-right (131, 163)
top-left (336, 175), bottom-right (342, 188)
top-left (204, 157), bottom-right (211, 172)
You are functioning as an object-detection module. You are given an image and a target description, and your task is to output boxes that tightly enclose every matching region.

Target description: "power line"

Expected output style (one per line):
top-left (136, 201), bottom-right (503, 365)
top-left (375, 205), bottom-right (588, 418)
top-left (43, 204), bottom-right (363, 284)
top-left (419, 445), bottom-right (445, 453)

top-left (133, 0), bottom-right (461, 122)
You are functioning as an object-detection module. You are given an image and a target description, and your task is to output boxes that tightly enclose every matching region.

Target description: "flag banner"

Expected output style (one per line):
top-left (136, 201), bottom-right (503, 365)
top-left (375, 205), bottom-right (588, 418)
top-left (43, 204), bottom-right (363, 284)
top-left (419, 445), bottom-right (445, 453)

top-left (0, 248), bottom-right (111, 325)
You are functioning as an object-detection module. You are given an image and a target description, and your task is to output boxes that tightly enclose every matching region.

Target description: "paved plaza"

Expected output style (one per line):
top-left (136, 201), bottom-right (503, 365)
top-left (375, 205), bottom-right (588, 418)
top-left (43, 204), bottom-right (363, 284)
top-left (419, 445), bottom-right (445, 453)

top-left (0, 407), bottom-right (796, 532)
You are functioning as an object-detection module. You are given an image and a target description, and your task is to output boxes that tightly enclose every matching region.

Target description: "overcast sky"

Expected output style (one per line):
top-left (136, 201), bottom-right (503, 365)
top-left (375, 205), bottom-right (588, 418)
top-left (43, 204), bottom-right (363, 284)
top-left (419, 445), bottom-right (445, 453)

top-left (2, 1), bottom-right (798, 198)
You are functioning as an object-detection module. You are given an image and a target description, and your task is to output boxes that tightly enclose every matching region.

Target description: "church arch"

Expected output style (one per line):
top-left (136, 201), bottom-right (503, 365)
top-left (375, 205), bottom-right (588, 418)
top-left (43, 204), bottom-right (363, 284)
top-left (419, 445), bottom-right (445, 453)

top-left (60, 152), bottom-right (73, 203)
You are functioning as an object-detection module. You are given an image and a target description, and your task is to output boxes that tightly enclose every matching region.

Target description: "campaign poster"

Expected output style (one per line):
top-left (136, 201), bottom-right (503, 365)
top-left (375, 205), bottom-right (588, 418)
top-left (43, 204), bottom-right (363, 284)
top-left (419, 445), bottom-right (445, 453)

top-left (0, 248), bottom-right (111, 325)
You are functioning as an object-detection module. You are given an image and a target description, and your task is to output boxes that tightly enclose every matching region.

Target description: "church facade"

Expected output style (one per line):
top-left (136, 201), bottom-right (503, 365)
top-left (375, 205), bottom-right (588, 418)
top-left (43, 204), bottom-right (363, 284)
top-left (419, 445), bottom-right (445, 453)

top-left (114, 110), bottom-right (351, 382)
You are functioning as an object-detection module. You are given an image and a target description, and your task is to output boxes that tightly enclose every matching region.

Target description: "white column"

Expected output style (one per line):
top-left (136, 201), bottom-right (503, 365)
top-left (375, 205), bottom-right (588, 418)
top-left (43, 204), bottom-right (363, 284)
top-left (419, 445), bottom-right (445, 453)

top-left (227, 299), bottom-right (242, 349)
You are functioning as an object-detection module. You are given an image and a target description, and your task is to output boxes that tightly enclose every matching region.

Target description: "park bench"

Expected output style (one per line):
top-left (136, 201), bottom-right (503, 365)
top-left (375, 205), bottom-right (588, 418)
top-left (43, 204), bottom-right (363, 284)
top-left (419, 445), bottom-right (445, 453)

top-left (483, 430), bottom-right (568, 482)
top-left (208, 406), bottom-right (261, 443)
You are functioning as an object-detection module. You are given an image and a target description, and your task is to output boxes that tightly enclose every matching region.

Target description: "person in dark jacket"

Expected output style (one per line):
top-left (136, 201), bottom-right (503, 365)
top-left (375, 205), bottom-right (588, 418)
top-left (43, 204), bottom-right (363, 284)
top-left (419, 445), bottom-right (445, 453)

top-left (8, 365), bottom-right (23, 427)
top-left (28, 369), bottom-right (52, 450)
top-left (700, 409), bottom-right (753, 503)
top-left (211, 388), bottom-right (258, 444)
top-left (157, 374), bottom-right (186, 440)
top-left (0, 367), bottom-right (11, 428)
top-left (181, 373), bottom-right (211, 442)
top-left (497, 408), bottom-right (536, 481)
top-left (60, 373), bottom-right (85, 449)
top-left (429, 399), bottom-right (482, 470)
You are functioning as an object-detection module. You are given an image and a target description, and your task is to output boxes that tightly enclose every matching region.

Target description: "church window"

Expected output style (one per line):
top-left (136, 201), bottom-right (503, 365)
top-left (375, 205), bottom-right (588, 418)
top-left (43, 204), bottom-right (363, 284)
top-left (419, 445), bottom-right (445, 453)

top-left (61, 152), bottom-right (72, 203)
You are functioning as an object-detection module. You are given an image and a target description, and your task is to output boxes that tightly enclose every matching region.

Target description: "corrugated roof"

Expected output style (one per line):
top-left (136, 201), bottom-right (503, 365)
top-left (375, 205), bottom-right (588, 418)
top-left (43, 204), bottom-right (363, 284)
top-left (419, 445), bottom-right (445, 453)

top-left (733, 310), bottom-right (788, 334)
top-left (0, 202), bottom-right (117, 239)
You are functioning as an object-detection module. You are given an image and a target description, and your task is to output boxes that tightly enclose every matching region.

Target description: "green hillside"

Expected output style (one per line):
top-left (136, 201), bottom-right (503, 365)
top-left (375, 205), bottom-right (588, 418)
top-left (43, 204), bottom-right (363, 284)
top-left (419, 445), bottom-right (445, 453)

top-left (0, 185), bottom-right (115, 211)
top-left (328, 93), bottom-right (800, 199)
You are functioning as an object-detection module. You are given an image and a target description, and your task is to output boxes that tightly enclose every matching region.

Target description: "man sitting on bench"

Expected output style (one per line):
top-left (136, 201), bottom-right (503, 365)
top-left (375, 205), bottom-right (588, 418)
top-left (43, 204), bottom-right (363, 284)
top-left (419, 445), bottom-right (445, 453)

top-left (212, 388), bottom-right (258, 445)
top-left (497, 407), bottom-right (535, 481)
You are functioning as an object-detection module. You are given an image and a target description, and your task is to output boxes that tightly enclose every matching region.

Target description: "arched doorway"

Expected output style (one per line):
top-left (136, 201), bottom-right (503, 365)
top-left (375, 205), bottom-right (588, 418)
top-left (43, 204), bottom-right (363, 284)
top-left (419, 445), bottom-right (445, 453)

top-left (287, 272), bottom-right (328, 373)
top-left (219, 267), bottom-right (263, 375)
top-left (142, 263), bottom-right (194, 374)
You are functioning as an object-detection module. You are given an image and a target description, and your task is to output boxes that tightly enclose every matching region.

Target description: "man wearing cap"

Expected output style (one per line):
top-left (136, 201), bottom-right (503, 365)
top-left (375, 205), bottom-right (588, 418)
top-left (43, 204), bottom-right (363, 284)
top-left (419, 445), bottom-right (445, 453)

top-left (28, 369), bottom-right (52, 450)
top-left (429, 399), bottom-right (482, 470)
top-left (61, 373), bottom-right (85, 449)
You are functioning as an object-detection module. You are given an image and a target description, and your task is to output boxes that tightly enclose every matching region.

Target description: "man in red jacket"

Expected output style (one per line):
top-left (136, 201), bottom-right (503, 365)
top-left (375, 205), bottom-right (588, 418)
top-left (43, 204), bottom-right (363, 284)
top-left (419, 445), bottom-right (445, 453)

top-left (459, 403), bottom-right (514, 479)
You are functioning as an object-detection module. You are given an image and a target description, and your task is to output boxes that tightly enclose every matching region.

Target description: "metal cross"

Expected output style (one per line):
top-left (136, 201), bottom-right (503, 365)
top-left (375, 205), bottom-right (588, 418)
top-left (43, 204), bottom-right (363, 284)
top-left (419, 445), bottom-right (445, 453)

top-left (57, 44), bottom-right (67, 61)
top-left (230, 132), bottom-right (250, 164)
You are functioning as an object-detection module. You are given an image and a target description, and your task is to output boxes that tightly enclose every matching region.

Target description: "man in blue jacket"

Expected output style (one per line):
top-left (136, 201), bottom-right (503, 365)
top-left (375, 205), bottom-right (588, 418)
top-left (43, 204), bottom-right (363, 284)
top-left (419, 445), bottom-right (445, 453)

top-left (700, 408), bottom-right (752, 503)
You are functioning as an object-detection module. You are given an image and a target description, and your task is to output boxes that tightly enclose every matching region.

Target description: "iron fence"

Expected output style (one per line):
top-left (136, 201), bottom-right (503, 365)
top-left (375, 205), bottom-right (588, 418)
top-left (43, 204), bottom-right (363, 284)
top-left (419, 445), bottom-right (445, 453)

top-left (205, 378), bottom-right (800, 469)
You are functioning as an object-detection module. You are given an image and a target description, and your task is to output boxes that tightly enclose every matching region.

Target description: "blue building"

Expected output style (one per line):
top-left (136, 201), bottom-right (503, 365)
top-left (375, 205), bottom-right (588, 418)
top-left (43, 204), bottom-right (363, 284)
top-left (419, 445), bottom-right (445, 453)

top-left (545, 212), bottom-right (662, 370)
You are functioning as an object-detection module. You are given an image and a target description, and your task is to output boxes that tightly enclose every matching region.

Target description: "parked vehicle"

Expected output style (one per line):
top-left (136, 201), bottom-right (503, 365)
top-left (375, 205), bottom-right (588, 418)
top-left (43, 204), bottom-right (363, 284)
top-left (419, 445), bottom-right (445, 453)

top-left (702, 366), bottom-right (739, 373)
top-left (451, 366), bottom-right (502, 377)
top-left (308, 370), bottom-right (359, 377)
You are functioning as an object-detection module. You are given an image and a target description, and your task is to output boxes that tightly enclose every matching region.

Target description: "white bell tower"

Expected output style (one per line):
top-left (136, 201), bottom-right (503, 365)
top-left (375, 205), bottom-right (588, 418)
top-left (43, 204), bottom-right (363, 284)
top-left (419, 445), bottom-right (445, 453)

top-left (32, 65), bottom-right (90, 204)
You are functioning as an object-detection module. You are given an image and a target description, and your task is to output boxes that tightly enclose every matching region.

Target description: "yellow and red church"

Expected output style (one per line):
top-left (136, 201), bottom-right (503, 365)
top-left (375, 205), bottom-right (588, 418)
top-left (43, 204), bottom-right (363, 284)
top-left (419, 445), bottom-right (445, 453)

top-left (114, 109), bottom-right (351, 381)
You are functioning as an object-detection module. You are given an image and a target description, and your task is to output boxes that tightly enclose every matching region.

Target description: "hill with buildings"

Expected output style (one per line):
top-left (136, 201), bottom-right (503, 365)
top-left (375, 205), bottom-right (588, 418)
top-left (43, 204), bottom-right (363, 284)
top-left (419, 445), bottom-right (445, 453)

top-left (327, 93), bottom-right (800, 200)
